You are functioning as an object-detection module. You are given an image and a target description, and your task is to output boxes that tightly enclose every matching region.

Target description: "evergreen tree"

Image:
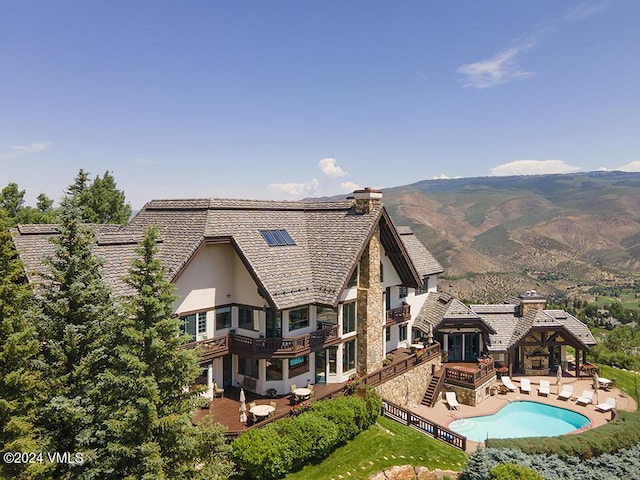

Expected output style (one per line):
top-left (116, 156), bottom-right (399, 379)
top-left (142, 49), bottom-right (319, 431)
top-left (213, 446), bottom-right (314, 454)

top-left (36, 193), bottom-right (54, 213)
top-left (0, 182), bottom-right (26, 220)
top-left (68, 169), bottom-right (131, 224)
top-left (0, 212), bottom-right (44, 480)
top-left (35, 197), bottom-right (116, 479)
top-left (85, 226), bottom-right (233, 479)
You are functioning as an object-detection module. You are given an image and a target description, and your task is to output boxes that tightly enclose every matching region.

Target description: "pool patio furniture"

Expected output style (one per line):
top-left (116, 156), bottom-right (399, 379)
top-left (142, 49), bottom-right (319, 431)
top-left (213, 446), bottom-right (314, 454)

top-left (501, 376), bottom-right (518, 392)
top-left (445, 391), bottom-right (460, 410)
top-left (576, 390), bottom-right (594, 406)
top-left (520, 378), bottom-right (532, 394)
top-left (538, 380), bottom-right (550, 396)
top-left (595, 397), bottom-right (616, 412)
top-left (558, 385), bottom-right (573, 400)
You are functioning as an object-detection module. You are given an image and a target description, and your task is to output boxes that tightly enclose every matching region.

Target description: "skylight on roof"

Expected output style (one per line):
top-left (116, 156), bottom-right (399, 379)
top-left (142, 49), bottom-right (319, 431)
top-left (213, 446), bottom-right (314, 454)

top-left (260, 229), bottom-right (296, 246)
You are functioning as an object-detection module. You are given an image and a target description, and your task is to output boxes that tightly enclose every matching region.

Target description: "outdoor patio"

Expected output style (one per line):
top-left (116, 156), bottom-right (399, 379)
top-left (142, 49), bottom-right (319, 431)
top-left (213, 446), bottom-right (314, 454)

top-left (413, 373), bottom-right (638, 451)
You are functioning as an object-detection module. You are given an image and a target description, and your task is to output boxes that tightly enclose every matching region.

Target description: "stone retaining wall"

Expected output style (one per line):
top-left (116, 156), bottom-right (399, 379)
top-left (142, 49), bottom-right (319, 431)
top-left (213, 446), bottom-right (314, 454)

top-left (374, 358), bottom-right (440, 408)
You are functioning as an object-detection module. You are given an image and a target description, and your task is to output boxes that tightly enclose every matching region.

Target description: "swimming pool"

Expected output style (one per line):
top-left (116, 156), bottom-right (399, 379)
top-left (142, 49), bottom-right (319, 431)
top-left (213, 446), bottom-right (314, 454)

top-left (449, 401), bottom-right (590, 442)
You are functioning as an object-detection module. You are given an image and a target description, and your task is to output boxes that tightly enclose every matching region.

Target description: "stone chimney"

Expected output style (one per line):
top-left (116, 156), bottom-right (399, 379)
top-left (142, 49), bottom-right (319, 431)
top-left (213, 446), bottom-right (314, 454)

top-left (518, 290), bottom-right (547, 317)
top-left (352, 188), bottom-right (383, 214)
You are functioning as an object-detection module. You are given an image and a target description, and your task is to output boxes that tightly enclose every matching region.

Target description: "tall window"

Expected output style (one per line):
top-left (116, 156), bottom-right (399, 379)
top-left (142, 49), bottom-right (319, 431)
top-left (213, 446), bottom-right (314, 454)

top-left (181, 312), bottom-right (206, 341)
top-left (238, 306), bottom-right (260, 331)
top-left (289, 355), bottom-right (309, 378)
top-left (238, 356), bottom-right (259, 378)
top-left (343, 340), bottom-right (356, 372)
top-left (342, 302), bottom-right (356, 334)
top-left (399, 324), bottom-right (408, 342)
top-left (266, 359), bottom-right (283, 380)
top-left (385, 326), bottom-right (391, 342)
top-left (215, 307), bottom-right (231, 330)
top-left (289, 307), bottom-right (309, 331)
top-left (379, 262), bottom-right (384, 283)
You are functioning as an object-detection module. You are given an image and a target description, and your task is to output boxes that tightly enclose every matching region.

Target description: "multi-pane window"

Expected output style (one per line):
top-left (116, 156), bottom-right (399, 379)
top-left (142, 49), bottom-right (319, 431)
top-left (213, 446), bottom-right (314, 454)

top-left (399, 286), bottom-right (408, 299)
top-left (342, 302), bottom-right (356, 334)
top-left (260, 229), bottom-right (296, 246)
top-left (316, 306), bottom-right (338, 327)
top-left (343, 340), bottom-right (356, 372)
top-left (416, 277), bottom-right (429, 295)
top-left (289, 355), bottom-right (309, 378)
top-left (238, 356), bottom-right (259, 378)
top-left (215, 307), bottom-right (231, 330)
top-left (385, 326), bottom-right (391, 342)
top-left (181, 312), bottom-right (206, 341)
top-left (238, 306), bottom-right (260, 331)
top-left (399, 324), bottom-right (408, 342)
top-left (266, 359), bottom-right (283, 380)
top-left (289, 307), bottom-right (309, 331)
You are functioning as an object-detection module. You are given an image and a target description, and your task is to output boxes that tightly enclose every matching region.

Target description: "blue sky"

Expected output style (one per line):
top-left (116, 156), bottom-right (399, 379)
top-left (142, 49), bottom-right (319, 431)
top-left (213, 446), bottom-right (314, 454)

top-left (2, 1), bottom-right (639, 209)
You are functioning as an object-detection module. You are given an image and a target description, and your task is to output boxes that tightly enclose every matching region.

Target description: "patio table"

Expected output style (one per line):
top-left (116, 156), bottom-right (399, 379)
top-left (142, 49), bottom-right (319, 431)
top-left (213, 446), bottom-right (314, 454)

top-left (293, 388), bottom-right (311, 400)
top-left (598, 377), bottom-right (612, 389)
top-left (250, 404), bottom-right (275, 418)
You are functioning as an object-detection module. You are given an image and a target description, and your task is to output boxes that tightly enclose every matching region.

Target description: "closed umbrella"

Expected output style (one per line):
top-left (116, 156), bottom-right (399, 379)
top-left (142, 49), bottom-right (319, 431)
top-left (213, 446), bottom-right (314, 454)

top-left (593, 372), bottom-right (599, 403)
top-left (556, 363), bottom-right (563, 393)
top-left (239, 388), bottom-right (247, 424)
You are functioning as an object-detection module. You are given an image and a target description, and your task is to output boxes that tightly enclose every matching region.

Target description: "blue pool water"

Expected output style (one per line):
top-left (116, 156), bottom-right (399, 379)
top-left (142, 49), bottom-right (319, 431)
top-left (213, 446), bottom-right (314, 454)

top-left (449, 401), bottom-right (590, 442)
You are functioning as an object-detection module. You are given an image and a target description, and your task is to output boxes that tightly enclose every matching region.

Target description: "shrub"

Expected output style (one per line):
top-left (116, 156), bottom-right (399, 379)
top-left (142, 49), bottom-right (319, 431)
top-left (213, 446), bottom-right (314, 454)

top-left (490, 463), bottom-right (544, 480)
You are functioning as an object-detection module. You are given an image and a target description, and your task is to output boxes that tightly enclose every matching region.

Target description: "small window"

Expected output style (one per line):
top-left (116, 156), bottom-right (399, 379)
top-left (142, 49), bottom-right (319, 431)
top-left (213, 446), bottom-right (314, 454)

top-left (385, 326), bottom-right (391, 342)
top-left (215, 307), bottom-right (231, 330)
top-left (347, 268), bottom-right (358, 287)
top-left (399, 286), bottom-right (408, 299)
top-left (380, 262), bottom-right (384, 283)
top-left (238, 307), bottom-right (260, 331)
top-left (260, 229), bottom-right (296, 246)
top-left (198, 314), bottom-right (207, 333)
top-left (289, 307), bottom-right (309, 331)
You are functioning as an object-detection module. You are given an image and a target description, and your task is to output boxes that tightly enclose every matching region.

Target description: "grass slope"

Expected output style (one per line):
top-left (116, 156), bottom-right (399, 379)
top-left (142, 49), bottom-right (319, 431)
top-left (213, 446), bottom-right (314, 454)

top-left (283, 416), bottom-right (467, 480)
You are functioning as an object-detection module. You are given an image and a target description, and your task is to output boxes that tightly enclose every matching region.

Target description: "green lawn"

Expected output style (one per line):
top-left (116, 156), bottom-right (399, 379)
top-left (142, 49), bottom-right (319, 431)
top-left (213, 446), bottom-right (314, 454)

top-left (598, 364), bottom-right (640, 404)
top-left (282, 416), bottom-right (467, 480)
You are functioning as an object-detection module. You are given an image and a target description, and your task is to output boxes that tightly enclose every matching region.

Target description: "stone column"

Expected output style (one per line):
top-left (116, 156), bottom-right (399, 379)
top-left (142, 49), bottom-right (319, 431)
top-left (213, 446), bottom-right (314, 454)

top-left (357, 225), bottom-right (384, 374)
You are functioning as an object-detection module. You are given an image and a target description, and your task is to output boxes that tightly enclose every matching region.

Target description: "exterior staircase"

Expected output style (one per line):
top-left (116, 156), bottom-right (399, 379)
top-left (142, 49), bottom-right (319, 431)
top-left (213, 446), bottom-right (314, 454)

top-left (421, 368), bottom-right (445, 407)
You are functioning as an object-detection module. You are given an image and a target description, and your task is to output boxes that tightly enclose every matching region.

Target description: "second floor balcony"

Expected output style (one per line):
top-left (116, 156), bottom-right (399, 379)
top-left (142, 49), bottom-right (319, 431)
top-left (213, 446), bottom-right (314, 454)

top-left (386, 303), bottom-right (411, 325)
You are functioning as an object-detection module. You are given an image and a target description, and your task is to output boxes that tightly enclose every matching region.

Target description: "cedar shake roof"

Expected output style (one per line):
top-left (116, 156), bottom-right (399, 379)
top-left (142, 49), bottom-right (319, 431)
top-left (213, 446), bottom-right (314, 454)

top-left (13, 197), bottom-right (433, 310)
top-left (396, 226), bottom-right (444, 277)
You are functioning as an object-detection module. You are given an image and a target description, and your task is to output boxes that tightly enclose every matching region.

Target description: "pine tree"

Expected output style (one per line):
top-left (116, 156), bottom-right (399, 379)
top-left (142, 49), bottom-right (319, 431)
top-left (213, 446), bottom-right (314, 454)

top-left (0, 212), bottom-right (44, 480)
top-left (85, 226), bottom-right (233, 479)
top-left (68, 169), bottom-right (132, 224)
top-left (35, 197), bottom-right (116, 479)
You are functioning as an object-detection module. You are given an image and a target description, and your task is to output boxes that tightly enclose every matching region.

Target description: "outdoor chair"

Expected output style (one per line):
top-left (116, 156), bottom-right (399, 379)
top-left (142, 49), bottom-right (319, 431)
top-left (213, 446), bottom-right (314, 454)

top-left (595, 397), bottom-right (616, 412)
top-left (576, 390), bottom-right (594, 406)
top-left (248, 401), bottom-right (256, 411)
top-left (501, 376), bottom-right (518, 392)
top-left (212, 382), bottom-right (224, 398)
top-left (538, 380), bottom-right (550, 396)
top-left (269, 401), bottom-right (277, 416)
top-left (289, 384), bottom-right (298, 404)
top-left (307, 384), bottom-right (315, 398)
top-left (558, 384), bottom-right (573, 400)
top-left (520, 378), bottom-right (532, 394)
top-left (445, 392), bottom-right (460, 410)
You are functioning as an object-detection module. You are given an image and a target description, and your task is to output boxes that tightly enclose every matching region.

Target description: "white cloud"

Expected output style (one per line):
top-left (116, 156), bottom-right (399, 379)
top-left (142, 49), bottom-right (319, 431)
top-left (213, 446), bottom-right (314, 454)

top-left (318, 157), bottom-right (347, 177)
top-left (564, 2), bottom-right (610, 22)
top-left (340, 181), bottom-right (360, 192)
top-left (268, 178), bottom-right (319, 196)
top-left (617, 160), bottom-right (640, 172)
top-left (457, 46), bottom-right (534, 89)
top-left (0, 142), bottom-right (51, 160)
top-left (489, 160), bottom-right (581, 176)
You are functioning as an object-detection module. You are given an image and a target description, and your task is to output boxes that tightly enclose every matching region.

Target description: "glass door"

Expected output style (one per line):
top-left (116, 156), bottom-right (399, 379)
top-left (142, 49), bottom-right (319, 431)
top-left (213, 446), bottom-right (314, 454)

top-left (464, 332), bottom-right (479, 361)
top-left (315, 350), bottom-right (327, 383)
top-left (266, 309), bottom-right (282, 338)
top-left (449, 334), bottom-right (463, 361)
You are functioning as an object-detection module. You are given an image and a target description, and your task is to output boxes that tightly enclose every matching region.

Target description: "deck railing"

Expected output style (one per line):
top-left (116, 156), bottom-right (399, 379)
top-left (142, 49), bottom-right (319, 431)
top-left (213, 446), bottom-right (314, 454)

top-left (230, 325), bottom-right (340, 358)
top-left (183, 335), bottom-right (230, 361)
top-left (360, 342), bottom-right (440, 388)
top-left (444, 359), bottom-right (495, 389)
top-left (382, 400), bottom-right (466, 450)
top-left (385, 304), bottom-right (411, 324)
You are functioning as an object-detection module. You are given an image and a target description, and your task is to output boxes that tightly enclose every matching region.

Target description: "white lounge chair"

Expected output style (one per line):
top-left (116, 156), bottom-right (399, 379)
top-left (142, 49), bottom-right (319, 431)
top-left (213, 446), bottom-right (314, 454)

top-left (558, 385), bottom-right (573, 400)
top-left (596, 397), bottom-right (616, 412)
top-left (501, 376), bottom-right (518, 392)
top-left (445, 392), bottom-right (460, 410)
top-left (538, 380), bottom-right (550, 396)
top-left (576, 390), bottom-right (594, 405)
top-left (520, 378), bottom-right (532, 394)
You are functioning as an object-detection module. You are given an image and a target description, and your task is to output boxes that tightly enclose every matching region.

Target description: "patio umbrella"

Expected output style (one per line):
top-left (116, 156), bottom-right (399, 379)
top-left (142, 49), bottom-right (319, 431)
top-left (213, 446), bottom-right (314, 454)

top-left (427, 325), bottom-right (434, 345)
top-left (556, 363), bottom-right (563, 392)
top-left (593, 372), bottom-right (599, 403)
top-left (239, 388), bottom-right (247, 424)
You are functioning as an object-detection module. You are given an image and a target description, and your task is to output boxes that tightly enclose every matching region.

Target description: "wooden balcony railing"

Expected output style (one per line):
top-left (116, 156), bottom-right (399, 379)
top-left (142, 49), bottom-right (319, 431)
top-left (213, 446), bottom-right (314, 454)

top-left (386, 304), bottom-right (411, 324)
top-left (444, 359), bottom-right (495, 389)
top-left (183, 335), bottom-right (230, 362)
top-left (230, 324), bottom-right (340, 358)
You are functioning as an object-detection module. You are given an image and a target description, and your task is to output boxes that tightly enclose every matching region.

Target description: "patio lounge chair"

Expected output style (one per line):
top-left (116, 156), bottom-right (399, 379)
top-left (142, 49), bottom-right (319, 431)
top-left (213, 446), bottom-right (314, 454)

top-left (501, 376), bottom-right (518, 392)
top-left (538, 380), bottom-right (550, 396)
top-left (520, 378), bottom-right (532, 394)
top-left (558, 384), bottom-right (573, 400)
top-left (445, 392), bottom-right (460, 410)
top-left (595, 397), bottom-right (616, 412)
top-left (576, 390), bottom-right (594, 406)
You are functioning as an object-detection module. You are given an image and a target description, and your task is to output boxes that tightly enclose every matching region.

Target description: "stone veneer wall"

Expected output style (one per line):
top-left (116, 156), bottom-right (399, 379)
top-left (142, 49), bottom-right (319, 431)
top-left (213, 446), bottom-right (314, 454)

top-left (374, 358), bottom-right (440, 408)
top-left (357, 226), bottom-right (384, 375)
top-left (444, 377), bottom-right (495, 407)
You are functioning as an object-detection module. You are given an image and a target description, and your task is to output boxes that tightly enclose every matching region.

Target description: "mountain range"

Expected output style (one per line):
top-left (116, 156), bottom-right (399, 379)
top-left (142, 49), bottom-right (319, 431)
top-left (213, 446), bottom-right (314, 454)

top-left (380, 171), bottom-right (640, 302)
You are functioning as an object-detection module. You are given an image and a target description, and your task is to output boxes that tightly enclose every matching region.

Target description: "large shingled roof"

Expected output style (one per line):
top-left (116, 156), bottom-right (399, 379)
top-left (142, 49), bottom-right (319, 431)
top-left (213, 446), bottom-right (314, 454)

top-left (13, 197), bottom-right (438, 310)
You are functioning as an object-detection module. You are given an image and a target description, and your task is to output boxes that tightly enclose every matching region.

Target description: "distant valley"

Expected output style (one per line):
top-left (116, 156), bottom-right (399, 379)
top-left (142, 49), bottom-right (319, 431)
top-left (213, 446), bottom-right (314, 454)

top-left (380, 171), bottom-right (640, 302)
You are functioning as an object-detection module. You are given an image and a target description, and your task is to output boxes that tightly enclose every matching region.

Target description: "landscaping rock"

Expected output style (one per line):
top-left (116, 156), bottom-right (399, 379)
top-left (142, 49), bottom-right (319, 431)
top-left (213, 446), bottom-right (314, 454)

top-left (368, 465), bottom-right (460, 480)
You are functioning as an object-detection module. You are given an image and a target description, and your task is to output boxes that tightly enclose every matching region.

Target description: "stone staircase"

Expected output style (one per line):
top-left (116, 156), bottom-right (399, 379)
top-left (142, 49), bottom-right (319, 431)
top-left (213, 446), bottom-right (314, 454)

top-left (421, 368), bottom-right (444, 407)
